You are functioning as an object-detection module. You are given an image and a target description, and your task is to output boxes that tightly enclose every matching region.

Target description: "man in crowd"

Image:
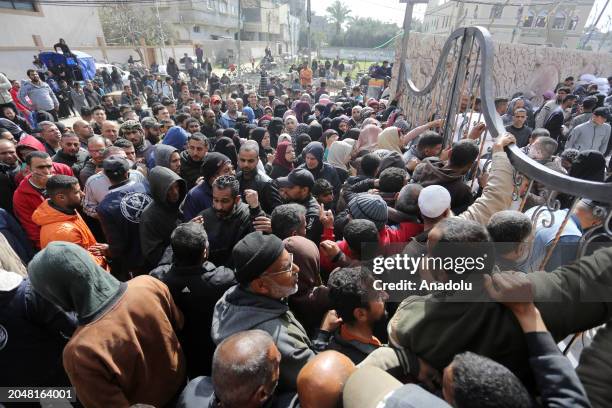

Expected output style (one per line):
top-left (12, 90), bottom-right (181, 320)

top-left (97, 156), bottom-right (152, 280)
top-left (277, 168), bottom-right (322, 244)
top-left (181, 132), bottom-right (209, 189)
top-left (72, 119), bottom-right (94, 148)
top-left (505, 108), bottom-right (532, 148)
top-left (0, 139), bottom-right (19, 213)
top-left (120, 120), bottom-right (152, 161)
top-left (140, 166), bottom-right (186, 270)
top-left (100, 121), bottom-right (119, 144)
top-left (39, 121), bottom-right (62, 156)
top-left (91, 105), bottom-right (107, 135)
top-left (200, 175), bottom-right (263, 267)
top-left (28, 242), bottom-right (186, 407)
top-left (237, 141), bottom-right (282, 215)
top-left (102, 94), bottom-right (120, 121)
top-left (76, 135), bottom-right (106, 186)
top-left (219, 98), bottom-right (239, 129)
top-left (32, 174), bottom-right (107, 266)
top-left (566, 107), bottom-right (611, 154)
top-left (52, 132), bottom-right (87, 168)
top-left (151, 222), bottom-right (236, 378)
top-left (18, 69), bottom-right (59, 120)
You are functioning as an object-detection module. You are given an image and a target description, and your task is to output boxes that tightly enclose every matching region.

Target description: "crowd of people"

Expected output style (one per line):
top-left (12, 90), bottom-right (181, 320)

top-left (0, 56), bottom-right (612, 408)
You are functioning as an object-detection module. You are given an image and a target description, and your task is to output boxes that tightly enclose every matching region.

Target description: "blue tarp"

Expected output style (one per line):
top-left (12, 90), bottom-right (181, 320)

top-left (38, 50), bottom-right (96, 81)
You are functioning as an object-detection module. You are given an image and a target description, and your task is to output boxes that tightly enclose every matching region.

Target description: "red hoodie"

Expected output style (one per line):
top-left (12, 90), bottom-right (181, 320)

top-left (320, 222), bottom-right (423, 274)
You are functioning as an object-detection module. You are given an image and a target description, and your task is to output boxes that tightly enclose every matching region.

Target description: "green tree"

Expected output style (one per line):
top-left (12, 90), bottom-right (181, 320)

top-left (334, 17), bottom-right (400, 48)
top-left (326, 0), bottom-right (351, 36)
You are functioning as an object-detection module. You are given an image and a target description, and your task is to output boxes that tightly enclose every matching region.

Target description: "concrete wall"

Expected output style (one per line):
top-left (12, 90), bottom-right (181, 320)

top-left (391, 31), bottom-right (612, 106)
top-left (318, 47), bottom-right (395, 62)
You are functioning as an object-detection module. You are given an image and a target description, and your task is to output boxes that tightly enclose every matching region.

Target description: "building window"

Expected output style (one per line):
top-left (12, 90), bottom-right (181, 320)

top-left (206, 0), bottom-right (214, 10)
top-left (193, 25), bottom-right (200, 33)
top-left (489, 4), bottom-right (503, 19)
top-left (535, 10), bottom-right (547, 28)
top-left (0, 1), bottom-right (37, 11)
top-left (552, 11), bottom-right (566, 29)
top-left (523, 9), bottom-right (535, 27)
top-left (568, 16), bottom-right (578, 30)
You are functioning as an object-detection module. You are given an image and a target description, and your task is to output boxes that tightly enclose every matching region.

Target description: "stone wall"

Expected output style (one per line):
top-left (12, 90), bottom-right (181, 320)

top-left (391, 31), bottom-right (612, 105)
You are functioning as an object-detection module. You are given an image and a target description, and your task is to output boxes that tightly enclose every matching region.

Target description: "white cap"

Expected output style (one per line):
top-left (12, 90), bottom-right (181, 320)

top-left (418, 185), bottom-right (451, 218)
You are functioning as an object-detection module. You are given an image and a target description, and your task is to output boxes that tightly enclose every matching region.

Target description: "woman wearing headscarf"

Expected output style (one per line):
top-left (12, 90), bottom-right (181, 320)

top-left (278, 133), bottom-right (292, 145)
top-left (213, 136), bottom-right (238, 169)
top-left (330, 115), bottom-right (350, 139)
top-left (295, 133), bottom-right (312, 157)
top-left (298, 141), bottom-right (341, 197)
top-left (284, 115), bottom-right (298, 136)
top-left (270, 141), bottom-right (295, 179)
top-left (251, 127), bottom-right (274, 170)
top-left (322, 129), bottom-right (339, 161)
top-left (238, 123), bottom-right (256, 141)
top-left (283, 235), bottom-right (330, 337)
top-left (292, 123), bottom-right (310, 141)
top-left (294, 101), bottom-right (312, 124)
top-left (326, 140), bottom-right (354, 184)
top-left (377, 126), bottom-right (404, 154)
top-left (267, 117), bottom-right (284, 148)
top-left (242, 106), bottom-right (255, 124)
top-left (354, 124), bottom-right (383, 153)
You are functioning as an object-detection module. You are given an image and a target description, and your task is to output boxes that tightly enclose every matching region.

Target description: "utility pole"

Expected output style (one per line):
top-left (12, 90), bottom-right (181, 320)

top-left (237, 0), bottom-right (242, 76)
top-left (583, 0), bottom-right (610, 49)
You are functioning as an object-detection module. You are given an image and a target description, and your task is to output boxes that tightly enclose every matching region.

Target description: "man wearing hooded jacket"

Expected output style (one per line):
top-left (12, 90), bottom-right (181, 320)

top-left (140, 166), bottom-right (187, 271)
top-left (28, 242), bottom-right (186, 408)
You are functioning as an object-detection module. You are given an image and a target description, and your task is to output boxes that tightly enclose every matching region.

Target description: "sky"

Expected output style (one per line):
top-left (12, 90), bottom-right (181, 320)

top-left (309, 0), bottom-right (612, 32)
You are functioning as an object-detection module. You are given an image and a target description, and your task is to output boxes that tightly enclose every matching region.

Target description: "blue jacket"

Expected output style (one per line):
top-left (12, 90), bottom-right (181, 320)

top-left (0, 208), bottom-right (34, 264)
top-left (97, 180), bottom-right (152, 278)
top-left (180, 182), bottom-right (213, 221)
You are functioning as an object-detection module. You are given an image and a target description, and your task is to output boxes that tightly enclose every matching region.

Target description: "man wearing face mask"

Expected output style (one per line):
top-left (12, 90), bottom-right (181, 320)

top-left (199, 175), bottom-right (263, 268)
top-left (13, 151), bottom-right (72, 248)
top-left (212, 231), bottom-right (337, 392)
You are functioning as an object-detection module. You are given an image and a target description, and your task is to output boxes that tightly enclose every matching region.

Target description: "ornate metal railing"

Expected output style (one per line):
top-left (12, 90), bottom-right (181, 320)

top-left (398, 26), bottom-right (612, 266)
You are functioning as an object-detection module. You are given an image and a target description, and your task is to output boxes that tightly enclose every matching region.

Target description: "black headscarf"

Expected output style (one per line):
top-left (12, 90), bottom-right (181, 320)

top-left (343, 127), bottom-right (361, 141)
top-left (295, 133), bottom-right (312, 157)
top-left (251, 127), bottom-right (273, 163)
top-left (268, 117), bottom-right (284, 148)
top-left (320, 117), bottom-right (332, 131)
top-left (213, 136), bottom-right (238, 169)
top-left (201, 152), bottom-right (231, 183)
top-left (308, 123), bottom-right (323, 143)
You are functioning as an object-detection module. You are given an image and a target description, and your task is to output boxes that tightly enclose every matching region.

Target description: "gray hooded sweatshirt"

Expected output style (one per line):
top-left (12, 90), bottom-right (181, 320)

top-left (154, 144), bottom-right (179, 169)
top-left (211, 284), bottom-right (315, 391)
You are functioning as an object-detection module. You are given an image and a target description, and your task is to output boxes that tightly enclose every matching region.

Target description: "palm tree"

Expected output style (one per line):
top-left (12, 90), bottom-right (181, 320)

top-left (326, 0), bottom-right (351, 36)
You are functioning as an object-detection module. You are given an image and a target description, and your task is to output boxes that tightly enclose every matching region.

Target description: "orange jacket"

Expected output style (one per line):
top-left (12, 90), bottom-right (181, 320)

top-left (32, 200), bottom-right (106, 267)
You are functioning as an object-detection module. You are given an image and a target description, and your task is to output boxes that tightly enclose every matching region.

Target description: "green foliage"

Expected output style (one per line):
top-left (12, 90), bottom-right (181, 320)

top-left (99, 3), bottom-right (174, 46)
top-left (326, 0), bottom-right (352, 36)
top-left (331, 17), bottom-right (401, 48)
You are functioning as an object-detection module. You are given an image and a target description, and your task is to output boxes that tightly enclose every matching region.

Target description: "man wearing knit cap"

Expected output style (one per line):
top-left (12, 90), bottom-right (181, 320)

top-left (212, 231), bottom-right (337, 392)
top-left (120, 120), bottom-right (152, 161)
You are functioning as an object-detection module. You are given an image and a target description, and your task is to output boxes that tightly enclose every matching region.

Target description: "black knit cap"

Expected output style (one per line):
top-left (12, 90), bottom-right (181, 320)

top-left (233, 231), bottom-right (285, 285)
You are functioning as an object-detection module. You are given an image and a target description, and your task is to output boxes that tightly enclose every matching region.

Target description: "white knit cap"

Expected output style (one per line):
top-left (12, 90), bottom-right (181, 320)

top-left (418, 185), bottom-right (451, 218)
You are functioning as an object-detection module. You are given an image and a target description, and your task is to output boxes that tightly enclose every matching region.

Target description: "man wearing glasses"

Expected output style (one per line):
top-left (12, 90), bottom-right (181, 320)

top-left (212, 231), bottom-right (339, 392)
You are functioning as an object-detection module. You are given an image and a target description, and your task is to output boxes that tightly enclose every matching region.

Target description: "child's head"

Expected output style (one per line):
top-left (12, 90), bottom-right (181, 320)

top-left (312, 178), bottom-right (334, 205)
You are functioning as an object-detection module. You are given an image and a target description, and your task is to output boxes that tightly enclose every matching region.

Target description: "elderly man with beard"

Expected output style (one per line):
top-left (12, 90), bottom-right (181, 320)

top-left (120, 120), bottom-right (152, 161)
top-left (199, 175), bottom-right (264, 268)
top-left (237, 141), bottom-right (282, 215)
top-left (212, 231), bottom-right (339, 392)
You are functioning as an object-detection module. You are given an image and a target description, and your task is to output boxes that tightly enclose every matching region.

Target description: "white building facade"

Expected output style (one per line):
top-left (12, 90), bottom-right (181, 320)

top-left (422, 0), bottom-right (596, 48)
